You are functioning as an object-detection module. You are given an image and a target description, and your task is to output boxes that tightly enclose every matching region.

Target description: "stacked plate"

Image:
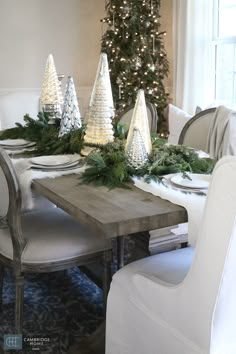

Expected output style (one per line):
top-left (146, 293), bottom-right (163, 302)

top-left (29, 155), bottom-right (83, 171)
top-left (0, 139), bottom-right (36, 151)
top-left (163, 173), bottom-right (211, 194)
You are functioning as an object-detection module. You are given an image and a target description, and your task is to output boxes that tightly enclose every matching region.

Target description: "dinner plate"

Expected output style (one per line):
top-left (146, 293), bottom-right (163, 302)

top-left (31, 159), bottom-right (83, 170)
top-left (30, 161), bottom-right (83, 172)
top-left (2, 143), bottom-right (36, 151)
top-left (30, 155), bottom-right (73, 167)
top-left (0, 139), bottom-right (35, 147)
top-left (170, 173), bottom-right (211, 189)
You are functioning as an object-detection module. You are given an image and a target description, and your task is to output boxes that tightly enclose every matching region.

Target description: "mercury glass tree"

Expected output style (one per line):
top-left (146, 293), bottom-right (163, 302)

top-left (101, 0), bottom-right (169, 132)
top-left (126, 127), bottom-right (149, 169)
top-left (126, 89), bottom-right (152, 155)
top-left (59, 76), bottom-right (82, 137)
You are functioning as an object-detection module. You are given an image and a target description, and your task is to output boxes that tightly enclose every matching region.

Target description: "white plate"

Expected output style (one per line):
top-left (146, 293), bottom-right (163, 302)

top-left (0, 139), bottom-right (34, 147)
top-left (2, 143), bottom-right (36, 151)
top-left (30, 156), bottom-right (73, 167)
top-left (31, 159), bottom-right (83, 170)
top-left (170, 173), bottom-right (211, 189)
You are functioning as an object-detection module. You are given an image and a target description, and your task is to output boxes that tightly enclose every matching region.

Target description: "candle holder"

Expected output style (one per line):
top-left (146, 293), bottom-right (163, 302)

top-left (43, 103), bottom-right (61, 125)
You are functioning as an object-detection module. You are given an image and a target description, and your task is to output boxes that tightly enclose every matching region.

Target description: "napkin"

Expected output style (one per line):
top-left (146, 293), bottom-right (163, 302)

top-left (12, 155), bottom-right (85, 210)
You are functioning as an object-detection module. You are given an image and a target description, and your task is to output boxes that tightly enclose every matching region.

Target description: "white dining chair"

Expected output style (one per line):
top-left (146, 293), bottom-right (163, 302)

top-left (106, 155), bottom-right (236, 354)
top-left (0, 148), bottom-right (112, 334)
top-left (178, 108), bottom-right (216, 151)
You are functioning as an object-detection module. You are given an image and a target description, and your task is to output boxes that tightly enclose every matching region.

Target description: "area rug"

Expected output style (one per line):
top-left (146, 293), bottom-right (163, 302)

top-left (0, 268), bottom-right (104, 353)
top-left (0, 237), bottom-right (138, 353)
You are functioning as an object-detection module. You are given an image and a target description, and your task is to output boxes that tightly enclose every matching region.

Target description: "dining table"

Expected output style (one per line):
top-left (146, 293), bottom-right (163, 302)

top-left (32, 173), bottom-right (188, 354)
top-left (0, 137), bottom-right (207, 353)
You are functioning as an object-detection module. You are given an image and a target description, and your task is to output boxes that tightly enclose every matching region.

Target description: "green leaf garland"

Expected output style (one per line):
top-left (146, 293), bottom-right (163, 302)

top-left (0, 113), bottom-right (216, 188)
top-left (0, 112), bottom-right (86, 156)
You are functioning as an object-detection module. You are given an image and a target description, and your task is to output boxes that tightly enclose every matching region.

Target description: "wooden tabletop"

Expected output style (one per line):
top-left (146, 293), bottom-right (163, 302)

top-left (33, 175), bottom-right (187, 238)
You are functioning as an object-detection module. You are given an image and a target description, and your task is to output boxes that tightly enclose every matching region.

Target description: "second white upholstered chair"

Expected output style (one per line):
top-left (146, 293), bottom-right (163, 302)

top-left (106, 156), bottom-right (236, 354)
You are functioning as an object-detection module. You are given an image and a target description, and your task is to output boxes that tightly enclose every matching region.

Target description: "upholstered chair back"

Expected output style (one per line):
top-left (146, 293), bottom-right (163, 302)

top-left (117, 102), bottom-right (158, 132)
top-left (0, 148), bottom-right (25, 264)
top-left (178, 108), bottom-right (216, 151)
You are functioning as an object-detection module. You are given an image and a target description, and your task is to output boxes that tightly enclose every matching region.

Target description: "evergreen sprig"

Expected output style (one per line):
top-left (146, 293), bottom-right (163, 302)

top-left (0, 112), bottom-right (50, 142)
top-left (81, 140), bottom-right (131, 189)
top-left (148, 144), bottom-right (216, 177)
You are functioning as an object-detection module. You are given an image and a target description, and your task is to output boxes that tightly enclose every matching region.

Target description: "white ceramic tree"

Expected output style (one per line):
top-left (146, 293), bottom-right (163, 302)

top-left (83, 53), bottom-right (114, 146)
top-left (41, 54), bottom-right (63, 123)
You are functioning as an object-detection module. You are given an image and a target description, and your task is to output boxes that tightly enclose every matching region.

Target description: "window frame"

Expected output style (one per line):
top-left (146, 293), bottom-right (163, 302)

top-left (212, 0), bottom-right (236, 104)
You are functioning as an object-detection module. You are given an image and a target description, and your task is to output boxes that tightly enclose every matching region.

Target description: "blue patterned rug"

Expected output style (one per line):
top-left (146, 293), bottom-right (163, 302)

top-left (0, 236), bottom-right (141, 353)
top-left (0, 268), bottom-right (104, 353)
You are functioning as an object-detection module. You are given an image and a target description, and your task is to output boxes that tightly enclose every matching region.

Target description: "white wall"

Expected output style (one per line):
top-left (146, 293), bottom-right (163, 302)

top-left (0, 0), bottom-right (105, 116)
top-left (0, 0), bottom-right (173, 116)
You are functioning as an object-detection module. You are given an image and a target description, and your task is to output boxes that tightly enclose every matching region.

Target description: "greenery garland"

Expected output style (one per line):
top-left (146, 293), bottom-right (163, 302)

top-left (81, 139), bottom-right (216, 188)
top-left (0, 113), bottom-right (216, 188)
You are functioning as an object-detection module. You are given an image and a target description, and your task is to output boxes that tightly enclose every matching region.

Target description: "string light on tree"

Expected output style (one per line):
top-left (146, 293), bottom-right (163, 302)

top-left (101, 0), bottom-right (169, 133)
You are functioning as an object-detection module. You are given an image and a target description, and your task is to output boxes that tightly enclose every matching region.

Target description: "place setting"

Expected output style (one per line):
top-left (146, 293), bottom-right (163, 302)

top-left (162, 172), bottom-right (211, 195)
top-left (0, 139), bottom-right (36, 152)
top-left (29, 154), bottom-right (84, 171)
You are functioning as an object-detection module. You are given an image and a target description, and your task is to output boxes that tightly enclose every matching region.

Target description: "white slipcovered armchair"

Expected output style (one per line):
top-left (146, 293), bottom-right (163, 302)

top-left (106, 156), bottom-right (236, 354)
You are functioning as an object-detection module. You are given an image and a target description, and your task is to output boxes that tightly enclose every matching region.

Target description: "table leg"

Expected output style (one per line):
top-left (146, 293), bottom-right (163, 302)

top-left (116, 235), bottom-right (125, 269)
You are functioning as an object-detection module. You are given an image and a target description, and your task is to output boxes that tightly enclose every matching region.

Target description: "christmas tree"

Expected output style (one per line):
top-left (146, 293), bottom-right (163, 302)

top-left (101, 0), bottom-right (169, 133)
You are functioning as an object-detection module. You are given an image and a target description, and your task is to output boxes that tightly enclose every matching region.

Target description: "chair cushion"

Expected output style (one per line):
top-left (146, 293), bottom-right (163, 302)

top-left (168, 104), bottom-right (191, 144)
top-left (112, 247), bottom-right (194, 295)
top-left (0, 208), bottom-right (110, 264)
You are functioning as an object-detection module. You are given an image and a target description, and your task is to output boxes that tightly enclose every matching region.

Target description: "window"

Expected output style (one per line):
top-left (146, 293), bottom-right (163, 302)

top-left (213, 0), bottom-right (236, 106)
